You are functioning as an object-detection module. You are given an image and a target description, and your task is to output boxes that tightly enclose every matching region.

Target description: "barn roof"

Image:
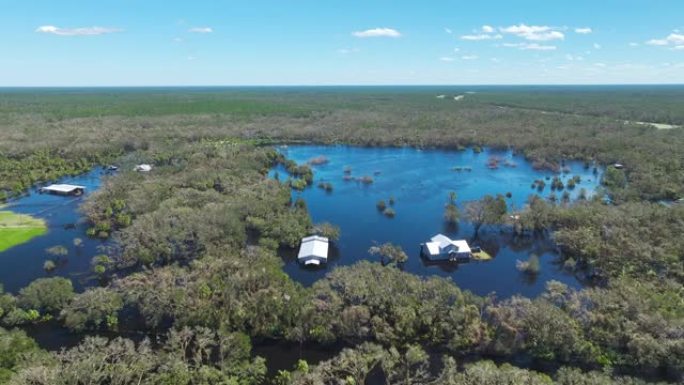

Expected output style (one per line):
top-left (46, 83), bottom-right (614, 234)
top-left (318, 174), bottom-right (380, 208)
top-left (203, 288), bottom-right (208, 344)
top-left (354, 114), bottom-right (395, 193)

top-left (42, 184), bottom-right (86, 194)
top-left (298, 236), bottom-right (329, 260)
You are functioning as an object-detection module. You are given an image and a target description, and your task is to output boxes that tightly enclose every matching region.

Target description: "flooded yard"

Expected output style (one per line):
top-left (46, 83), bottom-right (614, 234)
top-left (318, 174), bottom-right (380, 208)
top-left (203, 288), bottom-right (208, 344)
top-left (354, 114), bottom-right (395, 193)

top-left (272, 145), bottom-right (603, 297)
top-left (0, 169), bottom-right (108, 292)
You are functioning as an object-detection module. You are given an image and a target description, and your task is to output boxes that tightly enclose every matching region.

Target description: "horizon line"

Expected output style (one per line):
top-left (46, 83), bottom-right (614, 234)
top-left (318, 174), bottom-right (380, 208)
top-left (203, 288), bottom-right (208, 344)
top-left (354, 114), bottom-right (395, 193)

top-left (1, 83), bottom-right (684, 89)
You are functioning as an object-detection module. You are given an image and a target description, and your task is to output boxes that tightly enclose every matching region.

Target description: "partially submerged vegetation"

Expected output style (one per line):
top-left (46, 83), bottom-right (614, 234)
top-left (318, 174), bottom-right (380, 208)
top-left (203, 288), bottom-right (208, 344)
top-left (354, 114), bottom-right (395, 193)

top-left (0, 87), bottom-right (683, 384)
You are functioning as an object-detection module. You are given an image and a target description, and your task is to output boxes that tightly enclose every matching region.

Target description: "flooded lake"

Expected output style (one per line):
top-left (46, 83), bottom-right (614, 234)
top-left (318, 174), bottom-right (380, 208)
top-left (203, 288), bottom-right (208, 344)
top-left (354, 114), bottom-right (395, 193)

top-left (0, 169), bottom-right (108, 293)
top-left (272, 145), bottom-right (603, 298)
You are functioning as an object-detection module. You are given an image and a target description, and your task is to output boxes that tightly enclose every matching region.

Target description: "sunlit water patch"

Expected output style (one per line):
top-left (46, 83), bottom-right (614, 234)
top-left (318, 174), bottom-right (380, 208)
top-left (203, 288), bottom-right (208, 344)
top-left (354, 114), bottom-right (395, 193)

top-left (271, 145), bottom-right (603, 298)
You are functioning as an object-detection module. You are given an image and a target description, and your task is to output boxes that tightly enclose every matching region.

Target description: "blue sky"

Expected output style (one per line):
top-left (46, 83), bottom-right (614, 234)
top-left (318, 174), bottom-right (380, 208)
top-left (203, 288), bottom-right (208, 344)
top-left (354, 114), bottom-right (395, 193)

top-left (1, 0), bottom-right (683, 86)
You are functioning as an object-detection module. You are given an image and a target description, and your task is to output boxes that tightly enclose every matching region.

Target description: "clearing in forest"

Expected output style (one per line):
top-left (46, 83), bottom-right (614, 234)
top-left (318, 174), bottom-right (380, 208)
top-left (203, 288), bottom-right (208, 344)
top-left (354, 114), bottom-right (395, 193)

top-left (0, 211), bottom-right (47, 252)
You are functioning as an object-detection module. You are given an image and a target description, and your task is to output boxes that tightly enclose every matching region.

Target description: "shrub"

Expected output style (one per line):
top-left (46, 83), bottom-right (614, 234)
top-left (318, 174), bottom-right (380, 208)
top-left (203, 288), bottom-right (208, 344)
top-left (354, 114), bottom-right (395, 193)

top-left (383, 208), bottom-right (396, 218)
top-left (45, 245), bottom-right (68, 257)
top-left (516, 254), bottom-right (541, 274)
top-left (313, 222), bottom-right (341, 241)
top-left (376, 200), bottom-right (387, 211)
top-left (317, 182), bottom-right (333, 192)
top-left (43, 260), bottom-right (56, 272)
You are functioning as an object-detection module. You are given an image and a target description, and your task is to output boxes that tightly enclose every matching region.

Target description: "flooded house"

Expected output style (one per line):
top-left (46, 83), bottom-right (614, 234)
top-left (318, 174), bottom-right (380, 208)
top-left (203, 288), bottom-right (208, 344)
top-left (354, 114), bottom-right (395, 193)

top-left (421, 234), bottom-right (471, 261)
top-left (297, 235), bottom-right (329, 266)
top-left (40, 184), bottom-right (86, 196)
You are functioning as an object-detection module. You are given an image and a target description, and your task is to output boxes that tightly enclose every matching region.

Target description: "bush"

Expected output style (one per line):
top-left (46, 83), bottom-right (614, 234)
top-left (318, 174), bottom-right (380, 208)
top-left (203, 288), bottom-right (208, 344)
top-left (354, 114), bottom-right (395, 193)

top-left (313, 222), bottom-right (341, 241)
top-left (18, 277), bottom-right (74, 314)
top-left (61, 288), bottom-right (124, 332)
top-left (516, 254), bottom-right (541, 274)
top-left (43, 260), bottom-right (56, 272)
top-left (368, 243), bottom-right (408, 265)
top-left (376, 200), bottom-right (387, 211)
top-left (317, 182), bottom-right (333, 192)
top-left (45, 245), bottom-right (68, 257)
top-left (382, 208), bottom-right (396, 218)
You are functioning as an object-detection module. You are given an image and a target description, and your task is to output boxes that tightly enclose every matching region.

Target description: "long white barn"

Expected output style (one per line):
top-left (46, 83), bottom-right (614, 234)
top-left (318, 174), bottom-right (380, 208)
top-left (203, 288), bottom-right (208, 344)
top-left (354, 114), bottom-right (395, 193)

top-left (40, 184), bottom-right (86, 196)
top-left (421, 234), bottom-right (471, 261)
top-left (297, 235), bottom-right (329, 266)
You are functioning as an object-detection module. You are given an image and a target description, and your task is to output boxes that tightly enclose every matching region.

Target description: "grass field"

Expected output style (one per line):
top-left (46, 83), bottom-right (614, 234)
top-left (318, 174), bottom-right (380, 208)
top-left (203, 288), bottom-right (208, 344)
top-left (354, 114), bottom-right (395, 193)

top-left (472, 250), bottom-right (493, 261)
top-left (0, 211), bottom-right (47, 252)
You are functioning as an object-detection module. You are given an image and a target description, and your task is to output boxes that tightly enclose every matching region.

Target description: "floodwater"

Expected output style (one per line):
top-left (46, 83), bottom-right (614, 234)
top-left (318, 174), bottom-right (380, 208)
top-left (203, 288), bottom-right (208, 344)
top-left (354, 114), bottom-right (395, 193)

top-left (0, 151), bottom-right (605, 379)
top-left (0, 169), bottom-right (108, 293)
top-left (272, 145), bottom-right (603, 298)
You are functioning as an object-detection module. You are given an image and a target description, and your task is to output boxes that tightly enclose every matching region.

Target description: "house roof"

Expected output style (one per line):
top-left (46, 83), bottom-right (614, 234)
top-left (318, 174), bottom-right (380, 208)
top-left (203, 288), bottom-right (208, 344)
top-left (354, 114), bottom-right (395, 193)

top-left (298, 236), bottom-right (329, 260)
top-left (430, 234), bottom-right (453, 249)
top-left (424, 242), bottom-right (441, 256)
top-left (43, 184), bottom-right (86, 193)
top-left (427, 234), bottom-right (471, 254)
top-left (452, 239), bottom-right (471, 253)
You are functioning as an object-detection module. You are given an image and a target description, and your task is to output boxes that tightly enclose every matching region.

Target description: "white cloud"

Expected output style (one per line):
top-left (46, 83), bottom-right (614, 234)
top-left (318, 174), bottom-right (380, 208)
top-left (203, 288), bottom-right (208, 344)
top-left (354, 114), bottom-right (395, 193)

top-left (521, 43), bottom-right (557, 51)
top-left (594, 62), bottom-right (607, 67)
top-left (647, 39), bottom-right (668, 46)
top-left (189, 27), bottom-right (213, 33)
top-left (35, 25), bottom-right (121, 36)
top-left (593, 43), bottom-right (602, 49)
top-left (352, 28), bottom-right (401, 38)
top-left (668, 33), bottom-right (684, 44)
top-left (461, 55), bottom-right (478, 60)
top-left (337, 48), bottom-right (359, 55)
top-left (646, 32), bottom-right (684, 49)
top-left (500, 24), bottom-right (565, 41)
top-left (502, 42), bottom-right (556, 51)
top-left (444, 28), bottom-right (452, 34)
top-left (440, 57), bottom-right (455, 62)
top-left (481, 25), bottom-right (495, 33)
top-left (575, 27), bottom-right (592, 34)
top-left (460, 33), bottom-right (502, 41)
top-left (629, 42), bottom-right (639, 47)
top-left (565, 54), bottom-right (584, 61)
top-left (453, 47), bottom-right (460, 52)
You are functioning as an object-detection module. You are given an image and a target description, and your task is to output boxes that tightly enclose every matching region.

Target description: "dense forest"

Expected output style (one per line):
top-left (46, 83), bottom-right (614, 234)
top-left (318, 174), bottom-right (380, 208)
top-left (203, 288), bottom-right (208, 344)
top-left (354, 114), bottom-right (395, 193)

top-left (0, 87), bottom-right (682, 384)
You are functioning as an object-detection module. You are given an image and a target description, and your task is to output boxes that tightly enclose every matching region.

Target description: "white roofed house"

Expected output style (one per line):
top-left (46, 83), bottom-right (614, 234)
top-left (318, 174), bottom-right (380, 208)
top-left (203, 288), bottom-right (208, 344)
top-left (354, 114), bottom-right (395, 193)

top-left (40, 184), bottom-right (86, 196)
top-left (134, 164), bottom-right (152, 172)
top-left (297, 235), bottom-right (329, 266)
top-left (421, 234), bottom-right (471, 261)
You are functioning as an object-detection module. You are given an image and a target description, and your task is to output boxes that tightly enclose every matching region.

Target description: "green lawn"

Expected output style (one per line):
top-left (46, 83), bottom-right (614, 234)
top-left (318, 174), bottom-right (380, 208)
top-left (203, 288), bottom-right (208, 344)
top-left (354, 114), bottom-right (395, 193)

top-left (0, 211), bottom-right (47, 252)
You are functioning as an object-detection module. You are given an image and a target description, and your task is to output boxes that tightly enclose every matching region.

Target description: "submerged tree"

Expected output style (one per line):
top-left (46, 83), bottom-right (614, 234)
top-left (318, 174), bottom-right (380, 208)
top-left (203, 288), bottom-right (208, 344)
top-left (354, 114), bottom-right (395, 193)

top-left (376, 200), bottom-right (387, 211)
top-left (43, 260), bottom-right (56, 272)
top-left (313, 222), bottom-right (341, 242)
top-left (516, 254), bottom-right (541, 275)
top-left (45, 245), bottom-right (68, 257)
top-left (383, 207), bottom-right (396, 218)
top-left (464, 194), bottom-right (507, 234)
top-left (444, 191), bottom-right (460, 224)
top-left (368, 243), bottom-right (408, 266)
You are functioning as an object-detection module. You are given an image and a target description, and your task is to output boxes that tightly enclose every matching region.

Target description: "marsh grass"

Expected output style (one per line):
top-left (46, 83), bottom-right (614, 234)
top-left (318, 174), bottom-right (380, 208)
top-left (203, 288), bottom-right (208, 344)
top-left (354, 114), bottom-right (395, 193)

top-left (0, 211), bottom-right (47, 252)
